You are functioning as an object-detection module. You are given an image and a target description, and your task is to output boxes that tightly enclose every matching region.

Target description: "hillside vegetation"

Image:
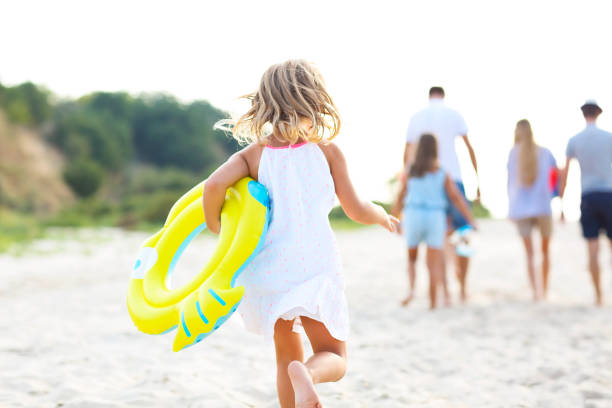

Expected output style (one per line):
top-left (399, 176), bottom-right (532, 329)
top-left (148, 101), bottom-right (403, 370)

top-left (0, 112), bottom-right (73, 213)
top-left (0, 81), bottom-right (241, 249)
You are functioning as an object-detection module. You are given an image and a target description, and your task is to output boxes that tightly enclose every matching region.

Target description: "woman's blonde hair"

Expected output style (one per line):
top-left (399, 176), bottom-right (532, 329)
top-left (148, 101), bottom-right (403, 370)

top-left (514, 119), bottom-right (538, 186)
top-left (219, 60), bottom-right (341, 145)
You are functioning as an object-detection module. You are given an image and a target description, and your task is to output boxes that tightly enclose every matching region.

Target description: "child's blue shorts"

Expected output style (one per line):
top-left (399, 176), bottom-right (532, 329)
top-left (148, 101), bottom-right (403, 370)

top-left (402, 207), bottom-right (447, 249)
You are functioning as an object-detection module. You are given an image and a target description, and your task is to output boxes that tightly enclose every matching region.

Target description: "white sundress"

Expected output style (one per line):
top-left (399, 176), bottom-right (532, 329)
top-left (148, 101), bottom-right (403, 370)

top-left (236, 142), bottom-right (350, 341)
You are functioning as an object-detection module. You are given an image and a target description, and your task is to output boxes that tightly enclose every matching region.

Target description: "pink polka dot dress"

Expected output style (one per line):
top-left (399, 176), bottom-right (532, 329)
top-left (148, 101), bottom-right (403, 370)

top-left (236, 142), bottom-right (349, 341)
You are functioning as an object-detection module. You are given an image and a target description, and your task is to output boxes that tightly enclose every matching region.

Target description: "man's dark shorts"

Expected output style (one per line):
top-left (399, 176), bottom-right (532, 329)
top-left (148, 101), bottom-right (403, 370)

top-left (580, 191), bottom-right (612, 239)
top-left (448, 181), bottom-right (470, 230)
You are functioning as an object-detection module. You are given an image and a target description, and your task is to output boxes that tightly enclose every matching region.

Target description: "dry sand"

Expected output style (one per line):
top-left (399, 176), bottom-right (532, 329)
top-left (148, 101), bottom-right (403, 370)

top-left (1, 221), bottom-right (611, 407)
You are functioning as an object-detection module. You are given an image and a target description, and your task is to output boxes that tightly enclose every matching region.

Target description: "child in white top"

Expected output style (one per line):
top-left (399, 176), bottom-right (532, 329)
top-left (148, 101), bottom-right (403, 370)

top-left (204, 60), bottom-right (399, 408)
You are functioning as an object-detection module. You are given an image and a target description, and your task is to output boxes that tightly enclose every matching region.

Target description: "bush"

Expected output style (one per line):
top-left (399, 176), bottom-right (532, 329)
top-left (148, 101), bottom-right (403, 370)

top-left (472, 201), bottom-right (491, 219)
top-left (42, 210), bottom-right (92, 227)
top-left (124, 166), bottom-right (200, 195)
top-left (0, 82), bottom-right (52, 125)
top-left (329, 205), bottom-right (349, 221)
top-left (140, 191), bottom-right (182, 224)
top-left (131, 95), bottom-right (232, 172)
top-left (63, 159), bottom-right (104, 198)
top-left (52, 110), bottom-right (132, 169)
top-left (119, 190), bottom-right (183, 226)
top-left (42, 198), bottom-right (118, 228)
top-left (329, 201), bottom-right (390, 222)
top-left (0, 210), bottom-right (43, 252)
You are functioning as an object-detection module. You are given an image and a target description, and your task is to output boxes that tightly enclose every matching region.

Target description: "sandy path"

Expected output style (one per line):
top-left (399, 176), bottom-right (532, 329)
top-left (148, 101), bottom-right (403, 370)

top-left (1, 221), bottom-right (611, 407)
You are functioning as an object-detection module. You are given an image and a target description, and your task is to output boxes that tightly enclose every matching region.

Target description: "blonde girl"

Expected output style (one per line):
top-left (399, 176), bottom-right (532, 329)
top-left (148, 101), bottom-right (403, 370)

top-left (204, 60), bottom-right (399, 408)
top-left (392, 134), bottom-right (476, 309)
top-left (507, 119), bottom-right (558, 301)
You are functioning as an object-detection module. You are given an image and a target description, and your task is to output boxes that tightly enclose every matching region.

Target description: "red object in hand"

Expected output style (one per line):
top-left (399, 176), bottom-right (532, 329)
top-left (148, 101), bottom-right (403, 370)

top-left (549, 167), bottom-right (559, 197)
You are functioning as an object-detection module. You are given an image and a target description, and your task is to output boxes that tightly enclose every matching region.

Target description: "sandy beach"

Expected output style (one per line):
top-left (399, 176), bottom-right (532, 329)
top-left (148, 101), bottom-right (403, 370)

top-left (1, 220), bottom-right (611, 407)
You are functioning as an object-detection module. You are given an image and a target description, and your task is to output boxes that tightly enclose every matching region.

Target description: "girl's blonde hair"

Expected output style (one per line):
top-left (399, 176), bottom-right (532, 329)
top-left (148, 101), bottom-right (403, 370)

top-left (514, 119), bottom-right (538, 186)
top-left (220, 60), bottom-right (341, 145)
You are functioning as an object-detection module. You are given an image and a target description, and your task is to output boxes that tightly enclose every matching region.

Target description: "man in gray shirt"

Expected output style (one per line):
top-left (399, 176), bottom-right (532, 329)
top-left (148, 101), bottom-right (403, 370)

top-left (561, 100), bottom-right (612, 306)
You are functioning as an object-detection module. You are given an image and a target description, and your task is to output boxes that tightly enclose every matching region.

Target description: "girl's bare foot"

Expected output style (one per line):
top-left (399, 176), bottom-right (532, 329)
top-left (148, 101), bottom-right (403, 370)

top-left (444, 293), bottom-right (452, 307)
top-left (401, 293), bottom-right (414, 307)
top-left (288, 361), bottom-right (321, 408)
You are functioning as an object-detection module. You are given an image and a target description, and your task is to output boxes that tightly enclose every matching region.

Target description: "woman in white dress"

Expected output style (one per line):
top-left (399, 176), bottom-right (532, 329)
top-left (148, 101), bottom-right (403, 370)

top-left (204, 60), bottom-right (399, 408)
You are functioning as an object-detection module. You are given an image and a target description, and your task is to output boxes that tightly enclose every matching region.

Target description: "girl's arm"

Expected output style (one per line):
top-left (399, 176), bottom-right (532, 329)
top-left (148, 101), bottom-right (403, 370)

top-left (391, 171), bottom-right (408, 218)
top-left (444, 174), bottom-right (477, 229)
top-left (321, 143), bottom-right (400, 232)
top-left (203, 151), bottom-right (250, 234)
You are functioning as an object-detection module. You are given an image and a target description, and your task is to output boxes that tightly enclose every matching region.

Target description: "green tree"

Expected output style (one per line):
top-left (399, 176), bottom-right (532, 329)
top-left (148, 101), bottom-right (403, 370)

top-left (53, 108), bottom-right (132, 169)
top-left (80, 92), bottom-right (133, 122)
top-left (131, 95), bottom-right (213, 171)
top-left (187, 100), bottom-right (240, 159)
top-left (1, 82), bottom-right (52, 125)
top-left (63, 159), bottom-right (104, 197)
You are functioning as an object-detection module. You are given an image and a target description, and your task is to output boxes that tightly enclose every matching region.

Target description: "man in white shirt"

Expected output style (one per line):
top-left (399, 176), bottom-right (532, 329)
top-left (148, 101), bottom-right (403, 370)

top-left (404, 87), bottom-right (480, 303)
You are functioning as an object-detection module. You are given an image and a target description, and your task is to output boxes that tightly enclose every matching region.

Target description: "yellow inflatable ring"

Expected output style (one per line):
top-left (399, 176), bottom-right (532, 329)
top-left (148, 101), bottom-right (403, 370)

top-left (127, 177), bottom-right (270, 351)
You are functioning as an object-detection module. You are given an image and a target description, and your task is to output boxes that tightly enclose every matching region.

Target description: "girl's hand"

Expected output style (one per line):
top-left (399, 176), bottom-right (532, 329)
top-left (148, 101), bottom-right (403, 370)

top-left (204, 150), bottom-right (251, 234)
top-left (466, 214), bottom-right (479, 232)
top-left (381, 212), bottom-right (401, 233)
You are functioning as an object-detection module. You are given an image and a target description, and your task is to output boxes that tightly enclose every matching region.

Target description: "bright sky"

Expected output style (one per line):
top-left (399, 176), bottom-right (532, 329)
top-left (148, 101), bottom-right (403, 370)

top-left (2, 0), bottom-right (612, 219)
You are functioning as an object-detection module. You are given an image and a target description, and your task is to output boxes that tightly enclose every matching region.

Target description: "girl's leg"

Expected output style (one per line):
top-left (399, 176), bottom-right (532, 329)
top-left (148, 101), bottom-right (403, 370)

top-left (439, 240), bottom-right (451, 305)
top-left (520, 236), bottom-right (538, 301)
top-left (426, 247), bottom-right (444, 309)
top-left (541, 236), bottom-right (550, 299)
top-left (455, 254), bottom-right (470, 303)
top-left (274, 319), bottom-right (305, 408)
top-left (441, 221), bottom-right (453, 305)
top-left (402, 247), bottom-right (418, 306)
top-left (288, 317), bottom-right (347, 408)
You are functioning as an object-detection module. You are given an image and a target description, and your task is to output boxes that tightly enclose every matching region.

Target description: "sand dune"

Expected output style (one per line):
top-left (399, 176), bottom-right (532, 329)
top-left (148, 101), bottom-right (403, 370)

top-left (1, 221), bottom-right (611, 407)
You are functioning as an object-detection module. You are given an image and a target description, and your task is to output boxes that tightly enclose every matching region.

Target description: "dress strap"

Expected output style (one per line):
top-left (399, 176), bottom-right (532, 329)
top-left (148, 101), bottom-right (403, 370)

top-left (265, 142), bottom-right (308, 150)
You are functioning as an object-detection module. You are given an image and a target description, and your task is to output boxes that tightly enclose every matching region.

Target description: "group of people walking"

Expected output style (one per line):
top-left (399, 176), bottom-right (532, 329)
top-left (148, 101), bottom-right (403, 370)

top-left (393, 87), bottom-right (612, 308)
top-left (205, 60), bottom-right (611, 407)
